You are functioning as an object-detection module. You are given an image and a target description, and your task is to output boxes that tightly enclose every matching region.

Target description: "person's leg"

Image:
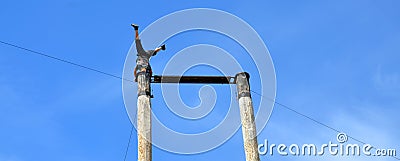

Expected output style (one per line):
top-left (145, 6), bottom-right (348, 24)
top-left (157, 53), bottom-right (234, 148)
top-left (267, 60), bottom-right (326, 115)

top-left (135, 30), bottom-right (139, 39)
top-left (135, 39), bottom-right (146, 56)
top-left (131, 24), bottom-right (146, 55)
top-left (131, 24), bottom-right (139, 39)
top-left (152, 44), bottom-right (166, 55)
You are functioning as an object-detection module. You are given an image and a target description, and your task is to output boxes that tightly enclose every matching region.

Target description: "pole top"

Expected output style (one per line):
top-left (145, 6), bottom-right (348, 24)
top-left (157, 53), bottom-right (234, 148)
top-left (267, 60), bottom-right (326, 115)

top-left (235, 72), bottom-right (250, 81)
top-left (235, 72), bottom-right (251, 99)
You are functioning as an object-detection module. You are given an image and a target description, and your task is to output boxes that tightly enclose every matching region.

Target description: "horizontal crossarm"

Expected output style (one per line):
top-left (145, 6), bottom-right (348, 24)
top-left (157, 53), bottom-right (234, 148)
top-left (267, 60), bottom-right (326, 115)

top-left (151, 75), bottom-right (236, 84)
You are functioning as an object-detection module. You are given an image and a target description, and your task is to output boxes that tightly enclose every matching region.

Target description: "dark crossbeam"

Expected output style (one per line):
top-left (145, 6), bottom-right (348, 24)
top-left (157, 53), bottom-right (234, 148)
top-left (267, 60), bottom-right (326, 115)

top-left (151, 75), bottom-right (236, 84)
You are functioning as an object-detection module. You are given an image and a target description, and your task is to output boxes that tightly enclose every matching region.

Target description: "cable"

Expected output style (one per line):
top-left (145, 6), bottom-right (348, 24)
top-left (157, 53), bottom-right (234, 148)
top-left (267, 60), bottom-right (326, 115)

top-left (250, 90), bottom-right (400, 160)
top-left (250, 90), bottom-right (340, 133)
top-left (123, 126), bottom-right (134, 161)
top-left (0, 40), bottom-right (137, 160)
top-left (1, 40), bottom-right (398, 160)
top-left (0, 40), bottom-right (134, 83)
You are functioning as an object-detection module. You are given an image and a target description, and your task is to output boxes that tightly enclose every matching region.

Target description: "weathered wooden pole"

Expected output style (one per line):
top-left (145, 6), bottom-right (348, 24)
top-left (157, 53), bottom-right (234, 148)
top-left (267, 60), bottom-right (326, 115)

top-left (137, 72), bottom-right (152, 161)
top-left (235, 72), bottom-right (260, 161)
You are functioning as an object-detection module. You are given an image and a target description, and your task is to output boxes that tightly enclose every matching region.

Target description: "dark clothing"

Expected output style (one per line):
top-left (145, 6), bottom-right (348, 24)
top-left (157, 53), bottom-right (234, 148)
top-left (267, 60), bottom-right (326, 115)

top-left (135, 39), bottom-right (156, 67)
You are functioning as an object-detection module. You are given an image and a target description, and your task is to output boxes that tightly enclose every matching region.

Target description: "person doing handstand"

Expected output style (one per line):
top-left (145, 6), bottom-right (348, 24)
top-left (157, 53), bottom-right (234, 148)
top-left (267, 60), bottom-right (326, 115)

top-left (131, 24), bottom-right (166, 79)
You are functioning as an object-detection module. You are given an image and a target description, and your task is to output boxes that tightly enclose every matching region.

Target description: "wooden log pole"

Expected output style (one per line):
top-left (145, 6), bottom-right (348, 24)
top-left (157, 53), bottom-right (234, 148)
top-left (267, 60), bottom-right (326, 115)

top-left (137, 72), bottom-right (152, 161)
top-left (235, 72), bottom-right (260, 161)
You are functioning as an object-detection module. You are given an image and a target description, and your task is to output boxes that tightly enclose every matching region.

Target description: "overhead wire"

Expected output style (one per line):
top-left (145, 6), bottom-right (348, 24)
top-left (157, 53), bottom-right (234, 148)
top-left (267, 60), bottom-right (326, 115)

top-left (1, 40), bottom-right (398, 160)
top-left (0, 40), bottom-right (134, 83)
top-left (0, 40), bottom-right (136, 160)
top-left (123, 126), bottom-right (134, 161)
top-left (250, 90), bottom-right (399, 160)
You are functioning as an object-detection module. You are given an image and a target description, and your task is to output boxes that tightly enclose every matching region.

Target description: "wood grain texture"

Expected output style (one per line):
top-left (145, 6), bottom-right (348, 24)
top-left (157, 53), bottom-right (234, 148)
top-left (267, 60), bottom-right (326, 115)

top-left (137, 73), bottom-right (152, 161)
top-left (236, 73), bottom-right (260, 161)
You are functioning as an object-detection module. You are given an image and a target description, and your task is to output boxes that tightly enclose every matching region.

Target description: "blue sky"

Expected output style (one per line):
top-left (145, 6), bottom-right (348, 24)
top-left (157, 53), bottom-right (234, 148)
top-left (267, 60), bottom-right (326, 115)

top-left (1, 0), bottom-right (399, 161)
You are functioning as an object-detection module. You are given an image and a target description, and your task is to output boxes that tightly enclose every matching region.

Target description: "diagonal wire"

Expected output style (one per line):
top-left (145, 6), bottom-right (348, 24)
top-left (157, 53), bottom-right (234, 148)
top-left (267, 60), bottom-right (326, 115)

top-left (0, 40), bottom-right (136, 161)
top-left (250, 90), bottom-right (340, 133)
top-left (0, 40), bottom-right (135, 83)
top-left (1, 40), bottom-right (398, 160)
top-left (123, 126), bottom-right (134, 161)
top-left (250, 89), bottom-right (400, 160)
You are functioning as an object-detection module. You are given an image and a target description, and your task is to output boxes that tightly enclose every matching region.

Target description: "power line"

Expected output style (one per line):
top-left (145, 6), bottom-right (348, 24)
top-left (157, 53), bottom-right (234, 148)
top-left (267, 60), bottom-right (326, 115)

top-left (1, 40), bottom-right (398, 160)
top-left (123, 126), bottom-right (134, 161)
top-left (250, 90), bottom-right (340, 133)
top-left (0, 40), bottom-right (134, 83)
top-left (0, 40), bottom-right (136, 161)
top-left (250, 90), bottom-right (400, 160)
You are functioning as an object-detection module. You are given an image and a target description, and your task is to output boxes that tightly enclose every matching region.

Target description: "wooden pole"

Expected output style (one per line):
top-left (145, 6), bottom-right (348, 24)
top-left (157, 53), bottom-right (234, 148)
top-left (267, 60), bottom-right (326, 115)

top-left (235, 72), bottom-right (260, 161)
top-left (137, 72), bottom-right (152, 161)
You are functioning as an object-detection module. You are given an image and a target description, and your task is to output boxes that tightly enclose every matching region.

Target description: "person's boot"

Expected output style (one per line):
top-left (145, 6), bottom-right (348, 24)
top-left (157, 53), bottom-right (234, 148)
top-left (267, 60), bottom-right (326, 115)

top-left (131, 24), bottom-right (139, 30)
top-left (160, 44), bottom-right (166, 50)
